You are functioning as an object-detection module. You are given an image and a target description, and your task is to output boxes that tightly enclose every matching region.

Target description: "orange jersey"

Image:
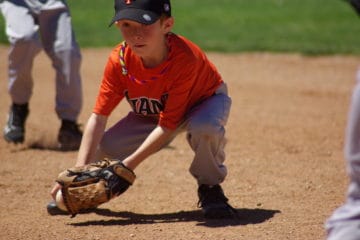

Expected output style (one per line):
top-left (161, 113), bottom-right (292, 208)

top-left (93, 33), bottom-right (223, 129)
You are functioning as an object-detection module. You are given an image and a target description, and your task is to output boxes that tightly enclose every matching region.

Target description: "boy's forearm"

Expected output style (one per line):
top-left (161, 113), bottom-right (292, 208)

top-left (76, 113), bottom-right (107, 167)
top-left (122, 125), bottom-right (174, 170)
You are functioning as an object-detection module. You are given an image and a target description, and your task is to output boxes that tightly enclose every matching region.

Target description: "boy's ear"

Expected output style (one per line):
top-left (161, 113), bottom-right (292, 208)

top-left (163, 17), bottom-right (174, 32)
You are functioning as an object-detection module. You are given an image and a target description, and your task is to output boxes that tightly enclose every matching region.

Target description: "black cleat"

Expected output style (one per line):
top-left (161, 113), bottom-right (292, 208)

top-left (57, 119), bottom-right (82, 151)
top-left (3, 103), bottom-right (29, 143)
top-left (46, 201), bottom-right (68, 216)
top-left (198, 184), bottom-right (238, 219)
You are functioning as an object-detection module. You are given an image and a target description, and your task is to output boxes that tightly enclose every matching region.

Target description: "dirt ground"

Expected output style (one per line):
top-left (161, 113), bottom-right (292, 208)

top-left (0, 45), bottom-right (359, 240)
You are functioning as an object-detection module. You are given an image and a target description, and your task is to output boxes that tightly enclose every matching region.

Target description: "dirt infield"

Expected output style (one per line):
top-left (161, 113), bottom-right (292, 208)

top-left (0, 45), bottom-right (359, 240)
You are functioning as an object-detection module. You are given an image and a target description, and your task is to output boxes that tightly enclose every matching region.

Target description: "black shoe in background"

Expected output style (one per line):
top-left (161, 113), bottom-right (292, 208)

top-left (57, 119), bottom-right (82, 151)
top-left (3, 103), bottom-right (29, 143)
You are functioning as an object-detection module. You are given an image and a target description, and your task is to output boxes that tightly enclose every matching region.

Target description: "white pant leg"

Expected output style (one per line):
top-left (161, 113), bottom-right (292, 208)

top-left (1, 0), bottom-right (81, 120)
top-left (25, 0), bottom-right (66, 13)
top-left (326, 188), bottom-right (360, 240)
top-left (1, 0), bottom-right (42, 104)
top-left (327, 220), bottom-right (360, 240)
top-left (37, 5), bottom-right (82, 121)
top-left (185, 83), bottom-right (232, 185)
top-left (326, 68), bottom-right (360, 239)
top-left (345, 69), bottom-right (360, 183)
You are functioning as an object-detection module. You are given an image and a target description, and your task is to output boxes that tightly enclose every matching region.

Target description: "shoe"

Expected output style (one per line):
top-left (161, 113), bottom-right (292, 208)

top-left (3, 103), bottom-right (29, 143)
top-left (57, 119), bottom-right (82, 151)
top-left (198, 184), bottom-right (238, 219)
top-left (46, 201), bottom-right (68, 216)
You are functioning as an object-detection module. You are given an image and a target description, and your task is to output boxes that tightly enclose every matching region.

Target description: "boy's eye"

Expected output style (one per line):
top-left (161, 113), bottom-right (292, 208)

top-left (116, 21), bottom-right (131, 28)
top-left (122, 22), bottom-right (130, 28)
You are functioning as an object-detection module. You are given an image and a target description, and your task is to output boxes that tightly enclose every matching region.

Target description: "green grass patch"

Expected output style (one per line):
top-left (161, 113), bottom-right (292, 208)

top-left (0, 0), bottom-right (359, 55)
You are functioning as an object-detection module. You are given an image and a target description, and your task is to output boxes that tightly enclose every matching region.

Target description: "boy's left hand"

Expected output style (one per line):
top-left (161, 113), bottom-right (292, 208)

top-left (54, 158), bottom-right (136, 217)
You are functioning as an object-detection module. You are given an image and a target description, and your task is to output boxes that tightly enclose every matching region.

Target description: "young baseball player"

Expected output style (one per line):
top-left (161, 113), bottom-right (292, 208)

top-left (325, 1), bottom-right (360, 239)
top-left (0, 0), bottom-right (83, 150)
top-left (49, 0), bottom-right (236, 218)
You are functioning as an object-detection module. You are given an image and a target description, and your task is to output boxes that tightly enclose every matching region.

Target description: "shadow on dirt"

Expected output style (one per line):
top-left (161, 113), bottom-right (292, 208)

top-left (28, 141), bottom-right (74, 151)
top-left (6, 141), bottom-right (77, 152)
top-left (70, 208), bottom-right (281, 228)
top-left (10, 140), bottom-right (178, 152)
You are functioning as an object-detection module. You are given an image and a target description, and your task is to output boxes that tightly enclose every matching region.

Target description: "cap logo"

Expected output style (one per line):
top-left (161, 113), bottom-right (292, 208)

top-left (142, 14), bottom-right (152, 22)
top-left (125, 0), bottom-right (132, 4)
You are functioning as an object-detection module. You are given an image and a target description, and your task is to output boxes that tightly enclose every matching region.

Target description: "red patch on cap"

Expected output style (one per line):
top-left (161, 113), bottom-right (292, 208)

top-left (125, 0), bottom-right (132, 4)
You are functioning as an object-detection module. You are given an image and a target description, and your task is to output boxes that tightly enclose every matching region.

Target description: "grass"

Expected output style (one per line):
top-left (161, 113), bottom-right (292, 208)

top-left (0, 0), bottom-right (359, 55)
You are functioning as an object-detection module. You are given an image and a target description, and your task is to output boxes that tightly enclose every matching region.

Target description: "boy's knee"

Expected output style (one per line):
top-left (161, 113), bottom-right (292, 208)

top-left (188, 120), bottom-right (223, 138)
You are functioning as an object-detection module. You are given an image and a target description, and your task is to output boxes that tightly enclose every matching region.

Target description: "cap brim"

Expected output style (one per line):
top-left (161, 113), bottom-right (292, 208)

top-left (109, 9), bottom-right (160, 27)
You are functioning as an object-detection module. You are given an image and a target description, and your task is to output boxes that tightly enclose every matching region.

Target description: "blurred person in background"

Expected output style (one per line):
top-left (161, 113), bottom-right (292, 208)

top-left (0, 0), bottom-right (83, 150)
top-left (325, 1), bottom-right (360, 239)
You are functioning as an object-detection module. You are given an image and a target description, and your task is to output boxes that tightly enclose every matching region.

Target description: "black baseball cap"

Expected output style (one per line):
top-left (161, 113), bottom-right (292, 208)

top-left (109, 0), bottom-right (171, 26)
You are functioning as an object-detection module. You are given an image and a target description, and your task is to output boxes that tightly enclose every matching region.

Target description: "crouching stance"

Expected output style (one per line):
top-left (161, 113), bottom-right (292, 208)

top-left (48, 0), bottom-right (236, 219)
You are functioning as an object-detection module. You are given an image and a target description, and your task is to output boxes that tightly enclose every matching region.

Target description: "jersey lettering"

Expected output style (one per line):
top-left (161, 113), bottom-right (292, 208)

top-left (124, 90), bottom-right (169, 115)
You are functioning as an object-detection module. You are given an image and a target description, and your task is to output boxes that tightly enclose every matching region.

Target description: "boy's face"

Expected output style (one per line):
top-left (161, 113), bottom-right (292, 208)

top-left (115, 17), bottom-right (174, 58)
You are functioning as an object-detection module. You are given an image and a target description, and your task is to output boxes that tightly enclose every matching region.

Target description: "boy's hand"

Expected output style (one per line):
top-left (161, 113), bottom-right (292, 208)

top-left (54, 158), bottom-right (136, 217)
top-left (50, 182), bottom-right (63, 200)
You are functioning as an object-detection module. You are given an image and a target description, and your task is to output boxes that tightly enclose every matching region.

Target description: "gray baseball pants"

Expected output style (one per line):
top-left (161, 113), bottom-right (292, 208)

top-left (0, 0), bottom-right (82, 121)
top-left (326, 68), bottom-right (360, 240)
top-left (98, 83), bottom-right (232, 186)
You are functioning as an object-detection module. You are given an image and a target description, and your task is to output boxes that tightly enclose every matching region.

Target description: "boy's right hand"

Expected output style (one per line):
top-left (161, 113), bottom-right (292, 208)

top-left (50, 182), bottom-right (62, 200)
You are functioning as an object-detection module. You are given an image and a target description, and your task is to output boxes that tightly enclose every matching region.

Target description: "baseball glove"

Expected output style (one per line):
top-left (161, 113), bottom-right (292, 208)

top-left (346, 0), bottom-right (360, 15)
top-left (56, 158), bottom-right (136, 217)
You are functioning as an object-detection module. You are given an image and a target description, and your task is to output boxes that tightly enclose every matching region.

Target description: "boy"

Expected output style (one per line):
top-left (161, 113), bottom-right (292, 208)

top-left (49, 0), bottom-right (236, 218)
